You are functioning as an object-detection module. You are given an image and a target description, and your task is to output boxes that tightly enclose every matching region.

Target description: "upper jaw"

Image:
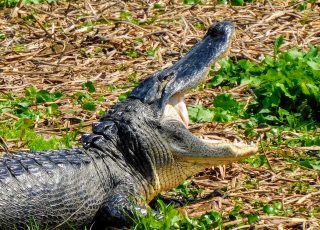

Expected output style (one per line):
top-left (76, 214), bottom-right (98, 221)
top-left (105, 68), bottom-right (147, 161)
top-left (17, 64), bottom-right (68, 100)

top-left (129, 21), bottom-right (235, 118)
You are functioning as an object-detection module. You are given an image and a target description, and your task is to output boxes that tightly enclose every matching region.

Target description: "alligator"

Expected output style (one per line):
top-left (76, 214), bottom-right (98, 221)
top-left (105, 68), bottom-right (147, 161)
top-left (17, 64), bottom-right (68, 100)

top-left (0, 21), bottom-right (257, 229)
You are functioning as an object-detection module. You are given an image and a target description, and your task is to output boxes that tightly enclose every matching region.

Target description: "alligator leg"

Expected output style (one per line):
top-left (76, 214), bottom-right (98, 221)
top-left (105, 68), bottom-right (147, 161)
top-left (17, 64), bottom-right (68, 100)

top-left (91, 183), bottom-right (147, 229)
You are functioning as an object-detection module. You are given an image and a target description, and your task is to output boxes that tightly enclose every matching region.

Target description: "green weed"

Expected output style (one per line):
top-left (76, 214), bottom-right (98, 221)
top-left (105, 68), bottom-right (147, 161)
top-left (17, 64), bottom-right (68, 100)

top-left (132, 199), bottom-right (224, 229)
top-left (120, 10), bottom-right (139, 25)
top-left (146, 48), bottom-right (159, 57)
top-left (211, 45), bottom-right (320, 127)
top-left (0, 0), bottom-right (56, 8)
top-left (289, 181), bottom-right (317, 194)
top-left (0, 121), bottom-right (66, 151)
top-left (172, 180), bottom-right (203, 200)
top-left (183, 0), bottom-right (204, 5)
top-left (125, 49), bottom-right (139, 58)
top-left (188, 93), bottom-right (245, 123)
top-left (0, 33), bottom-right (6, 41)
top-left (217, 0), bottom-right (255, 6)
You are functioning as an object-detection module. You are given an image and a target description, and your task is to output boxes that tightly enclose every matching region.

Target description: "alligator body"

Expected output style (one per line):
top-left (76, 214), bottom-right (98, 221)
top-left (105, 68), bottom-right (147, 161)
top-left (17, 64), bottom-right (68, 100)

top-left (0, 21), bottom-right (257, 229)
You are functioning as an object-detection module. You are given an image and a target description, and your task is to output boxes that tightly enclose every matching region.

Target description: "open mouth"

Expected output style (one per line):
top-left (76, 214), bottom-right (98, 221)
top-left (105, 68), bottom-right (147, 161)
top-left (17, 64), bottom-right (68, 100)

top-left (163, 94), bottom-right (189, 127)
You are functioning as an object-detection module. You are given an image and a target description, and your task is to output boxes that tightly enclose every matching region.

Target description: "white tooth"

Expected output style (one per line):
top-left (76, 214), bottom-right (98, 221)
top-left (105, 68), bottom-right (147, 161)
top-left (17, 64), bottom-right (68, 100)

top-left (176, 95), bottom-right (189, 127)
top-left (168, 94), bottom-right (189, 128)
top-left (234, 139), bottom-right (238, 143)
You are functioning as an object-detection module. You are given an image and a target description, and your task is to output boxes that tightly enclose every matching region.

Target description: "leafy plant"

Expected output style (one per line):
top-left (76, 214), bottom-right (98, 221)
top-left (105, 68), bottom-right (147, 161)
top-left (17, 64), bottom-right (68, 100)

top-left (82, 81), bottom-right (95, 93)
top-left (183, 0), bottom-right (204, 5)
top-left (263, 202), bottom-right (283, 215)
top-left (0, 33), bottom-right (5, 41)
top-left (290, 0), bottom-right (318, 11)
top-left (242, 154), bottom-right (268, 168)
top-left (210, 45), bottom-right (320, 128)
top-left (73, 81), bottom-right (100, 111)
top-left (125, 49), bottom-right (139, 58)
top-left (118, 91), bottom-right (131, 102)
top-left (132, 199), bottom-right (224, 229)
top-left (273, 36), bottom-right (284, 60)
top-left (217, 0), bottom-right (255, 5)
top-left (173, 180), bottom-right (203, 199)
top-left (120, 10), bottom-right (139, 24)
top-left (146, 48), bottom-right (159, 57)
top-left (0, 120), bottom-right (69, 151)
top-left (188, 93), bottom-right (245, 123)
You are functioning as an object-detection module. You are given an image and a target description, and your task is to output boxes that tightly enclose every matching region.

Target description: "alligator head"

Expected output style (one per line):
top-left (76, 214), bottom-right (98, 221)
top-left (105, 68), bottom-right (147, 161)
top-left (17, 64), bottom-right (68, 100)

top-left (96, 21), bottom-right (258, 198)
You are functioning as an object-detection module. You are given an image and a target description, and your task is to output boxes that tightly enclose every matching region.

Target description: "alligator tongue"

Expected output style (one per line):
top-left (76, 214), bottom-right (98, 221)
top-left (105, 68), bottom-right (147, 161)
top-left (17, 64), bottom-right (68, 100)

top-left (168, 94), bottom-right (189, 127)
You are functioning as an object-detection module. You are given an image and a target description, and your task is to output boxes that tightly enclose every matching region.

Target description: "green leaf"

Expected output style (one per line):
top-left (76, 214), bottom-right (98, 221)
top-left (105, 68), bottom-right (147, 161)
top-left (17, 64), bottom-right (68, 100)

top-left (307, 60), bottom-right (320, 70)
top-left (300, 160), bottom-right (320, 170)
top-left (82, 102), bottom-right (96, 111)
top-left (306, 84), bottom-right (320, 101)
top-left (305, 46), bottom-right (318, 59)
top-left (217, 0), bottom-right (227, 4)
top-left (263, 204), bottom-right (276, 214)
top-left (274, 36), bottom-right (284, 59)
top-left (276, 83), bottom-right (296, 100)
top-left (197, 108), bottom-right (214, 122)
top-left (297, 2), bottom-right (307, 11)
top-left (213, 109), bottom-right (233, 122)
top-left (183, 0), bottom-right (203, 5)
top-left (53, 91), bottom-right (63, 99)
top-left (46, 103), bottom-right (59, 115)
top-left (286, 49), bottom-right (304, 60)
top-left (0, 33), bottom-right (6, 41)
top-left (125, 49), bottom-right (138, 58)
top-left (82, 81), bottom-right (95, 93)
top-left (187, 106), bottom-right (214, 123)
top-left (213, 93), bottom-right (242, 113)
top-left (310, 163), bottom-right (320, 170)
top-left (118, 92), bottom-right (131, 102)
top-left (247, 213), bottom-right (260, 224)
top-left (188, 106), bottom-right (200, 123)
top-left (243, 155), bottom-right (267, 168)
top-left (231, 0), bottom-right (244, 6)
top-left (207, 211), bottom-right (222, 227)
top-left (300, 82), bottom-right (310, 95)
top-left (153, 3), bottom-right (162, 9)
top-left (73, 91), bottom-right (89, 102)
top-left (25, 86), bottom-right (37, 98)
top-left (262, 115), bottom-right (279, 122)
top-left (273, 202), bottom-right (283, 210)
top-left (146, 48), bottom-right (158, 57)
top-left (16, 99), bottom-right (32, 108)
top-left (36, 90), bottom-right (61, 103)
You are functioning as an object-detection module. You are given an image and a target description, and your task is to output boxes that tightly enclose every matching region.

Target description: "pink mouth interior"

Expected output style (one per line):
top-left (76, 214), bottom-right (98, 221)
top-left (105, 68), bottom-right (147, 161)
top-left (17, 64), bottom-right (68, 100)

top-left (168, 94), bottom-right (189, 127)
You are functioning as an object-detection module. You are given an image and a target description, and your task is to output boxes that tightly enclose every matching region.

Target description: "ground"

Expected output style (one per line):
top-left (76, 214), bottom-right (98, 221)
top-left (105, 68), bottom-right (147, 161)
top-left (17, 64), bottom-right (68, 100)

top-left (0, 0), bottom-right (319, 229)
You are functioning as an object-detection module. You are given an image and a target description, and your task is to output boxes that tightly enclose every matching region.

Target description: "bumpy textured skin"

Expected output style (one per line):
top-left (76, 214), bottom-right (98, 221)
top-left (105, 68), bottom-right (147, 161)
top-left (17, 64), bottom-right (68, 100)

top-left (0, 148), bottom-right (110, 228)
top-left (0, 21), bottom-right (248, 229)
top-left (0, 100), bottom-right (166, 229)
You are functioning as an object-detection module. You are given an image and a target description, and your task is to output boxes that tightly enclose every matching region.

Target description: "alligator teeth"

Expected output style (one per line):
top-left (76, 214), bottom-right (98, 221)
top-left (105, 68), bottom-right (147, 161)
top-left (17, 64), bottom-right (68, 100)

top-left (167, 93), bottom-right (189, 127)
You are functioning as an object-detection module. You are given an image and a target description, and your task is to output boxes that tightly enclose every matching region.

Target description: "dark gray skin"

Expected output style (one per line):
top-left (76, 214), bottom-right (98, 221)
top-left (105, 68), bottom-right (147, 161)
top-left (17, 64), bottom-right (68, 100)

top-left (0, 21), bottom-right (257, 229)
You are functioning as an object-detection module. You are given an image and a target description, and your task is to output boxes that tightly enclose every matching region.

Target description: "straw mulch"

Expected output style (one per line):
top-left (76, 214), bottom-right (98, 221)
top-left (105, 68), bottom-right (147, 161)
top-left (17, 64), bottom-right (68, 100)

top-left (0, 0), bottom-right (319, 229)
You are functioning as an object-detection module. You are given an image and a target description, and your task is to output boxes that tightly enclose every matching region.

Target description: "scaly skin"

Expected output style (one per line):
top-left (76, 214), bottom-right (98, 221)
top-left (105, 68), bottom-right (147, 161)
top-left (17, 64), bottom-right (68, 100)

top-left (0, 21), bottom-right (257, 229)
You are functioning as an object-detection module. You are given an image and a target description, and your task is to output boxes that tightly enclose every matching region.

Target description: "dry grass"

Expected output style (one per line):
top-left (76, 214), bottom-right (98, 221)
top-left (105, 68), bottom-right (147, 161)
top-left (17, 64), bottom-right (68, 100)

top-left (0, 0), bottom-right (319, 229)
